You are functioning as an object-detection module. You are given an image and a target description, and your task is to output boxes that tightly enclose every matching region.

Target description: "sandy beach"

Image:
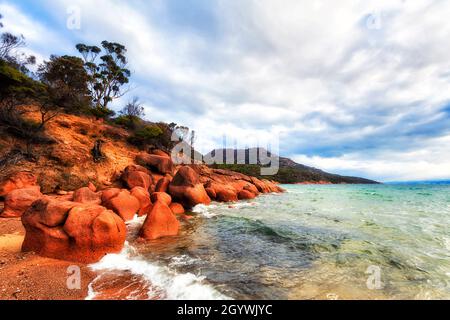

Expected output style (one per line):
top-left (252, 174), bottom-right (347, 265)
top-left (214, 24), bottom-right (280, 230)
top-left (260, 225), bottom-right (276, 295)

top-left (0, 213), bottom-right (95, 300)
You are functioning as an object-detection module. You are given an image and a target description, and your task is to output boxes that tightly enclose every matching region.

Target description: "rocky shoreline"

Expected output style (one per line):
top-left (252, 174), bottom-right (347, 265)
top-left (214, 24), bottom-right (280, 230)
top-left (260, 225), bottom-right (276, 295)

top-left (0, 149), bottom-right (283, 299)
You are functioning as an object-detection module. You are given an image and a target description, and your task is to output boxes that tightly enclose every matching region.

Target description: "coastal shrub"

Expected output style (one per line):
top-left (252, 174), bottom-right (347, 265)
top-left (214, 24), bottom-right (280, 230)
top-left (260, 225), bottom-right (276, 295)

top-left (128, 124), bottom-right (163, 147)
top-left (38, 55), bottom-right (92, 113)
top-left (89, 106), bottom-right (116, 119)
top-left (113, 114), bottom-right (140, 129)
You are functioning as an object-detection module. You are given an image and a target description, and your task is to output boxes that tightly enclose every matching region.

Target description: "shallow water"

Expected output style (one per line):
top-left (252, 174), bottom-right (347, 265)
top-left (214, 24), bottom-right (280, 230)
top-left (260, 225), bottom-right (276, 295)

top-left (88, 184), bottom-right (450, 300)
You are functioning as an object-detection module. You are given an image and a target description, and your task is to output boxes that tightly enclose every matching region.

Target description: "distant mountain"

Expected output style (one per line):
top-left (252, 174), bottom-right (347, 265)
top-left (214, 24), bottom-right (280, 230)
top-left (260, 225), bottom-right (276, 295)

top-left (203, 148), bottom-right (379, 184)
top-left (385, 180), bottom-right (450, 185)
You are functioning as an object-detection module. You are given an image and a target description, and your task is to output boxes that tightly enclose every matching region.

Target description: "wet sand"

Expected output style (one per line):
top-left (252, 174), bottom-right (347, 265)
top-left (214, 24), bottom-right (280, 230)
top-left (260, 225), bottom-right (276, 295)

top-left (0, 216), bottom-right (96, 300)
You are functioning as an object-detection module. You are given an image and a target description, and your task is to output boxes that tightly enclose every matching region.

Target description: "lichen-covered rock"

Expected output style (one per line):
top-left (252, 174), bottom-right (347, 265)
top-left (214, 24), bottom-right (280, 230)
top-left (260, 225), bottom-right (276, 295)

top-left (169, 202), bottom-right (185, 215)
top-left (0, 171), bottom-right (37, 197)
top-left (136, 153), bottom-right (174, 175)
top-left (0, 186), bottom-right (42, 217)
top-left (139, 201), bottom-right (180, 240)
top-left (150, 192), bottom-right (172, 206)
top-left (130, 187), bottom-right (152, 217)
top-left (121, 165), bottom-right (153, 190)
top-left (151, 149), bottom-right (170, 158)
top-left (238, 189), bottom-right (257, 200)
top-left (102, 189), bottom-right (141, 221)
top-left (22, 198), bottom-right (126, 263)
top-left (73, 187), bottom-right (102, 205)
top-left (168, 166), bottom-right (211, 208)
top-left (204, 181), bottom-right (238, 202)
top-left (155, 176), bottom-right (171, 193)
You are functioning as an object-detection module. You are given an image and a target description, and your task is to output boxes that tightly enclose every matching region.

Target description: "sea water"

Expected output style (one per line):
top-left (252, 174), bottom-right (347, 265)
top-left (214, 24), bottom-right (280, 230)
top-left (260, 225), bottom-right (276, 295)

top-left (87, 184), bottom-right (450, 300)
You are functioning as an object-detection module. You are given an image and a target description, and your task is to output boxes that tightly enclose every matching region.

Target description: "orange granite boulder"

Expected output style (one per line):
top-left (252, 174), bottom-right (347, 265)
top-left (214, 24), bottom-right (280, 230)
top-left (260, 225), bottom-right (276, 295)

top-left (169, 202), bottom-right (185, 215)
top-left (130, 187), bottom-right (153, 217)
top-left (22, 198), bottom-right (126, 263)
top-left (168, 166), bottom-right (211, 208)
top-left (121, 165), bottom-right (153, 190)
top-left (155, 176), bottom-right (171, 193)
top-left (150, 192), bottom-right (172, 206)
top-left (139, 201), bottom-right (180, 240)
top-left (238, 189), bottom-right (257, 200)
top-left (0, 171), bottom-right (37, 197)
top-left (73, 187), bottom-right (102, 205)
top-left (0, 186), bottom-right (43, 217)
top-left (102, 189), bottom-right (141, 221)
top-left (136, 153), bottom-right (174, 175)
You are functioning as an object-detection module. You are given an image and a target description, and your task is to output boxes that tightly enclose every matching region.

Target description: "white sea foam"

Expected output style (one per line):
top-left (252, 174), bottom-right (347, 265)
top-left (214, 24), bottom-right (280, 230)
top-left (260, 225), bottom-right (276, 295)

top-left (86, 242), bottom-right (229, 300)
top-left (169, 255), bottom-right (200, 267)
top-left (192, 203), bottom-right (218, 218)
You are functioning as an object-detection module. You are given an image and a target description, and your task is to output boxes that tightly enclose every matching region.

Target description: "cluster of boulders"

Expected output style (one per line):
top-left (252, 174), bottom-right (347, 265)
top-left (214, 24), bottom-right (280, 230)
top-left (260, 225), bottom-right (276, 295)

top-left (0, 149), bottom-right (283, 263)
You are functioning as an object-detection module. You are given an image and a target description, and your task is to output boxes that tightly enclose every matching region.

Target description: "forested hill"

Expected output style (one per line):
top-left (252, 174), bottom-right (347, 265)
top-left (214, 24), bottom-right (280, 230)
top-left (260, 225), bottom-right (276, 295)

top-left (204, 148), bottom-right (379, 184)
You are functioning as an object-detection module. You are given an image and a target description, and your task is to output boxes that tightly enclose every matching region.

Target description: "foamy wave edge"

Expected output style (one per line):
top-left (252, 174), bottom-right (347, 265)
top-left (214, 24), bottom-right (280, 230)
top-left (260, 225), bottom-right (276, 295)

top-left (85, 241), bottom-right (230, 300)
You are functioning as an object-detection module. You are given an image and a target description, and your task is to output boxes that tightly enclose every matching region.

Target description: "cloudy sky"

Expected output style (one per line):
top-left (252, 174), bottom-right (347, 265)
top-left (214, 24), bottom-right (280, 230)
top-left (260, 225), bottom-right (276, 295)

top-left (1, 0), bottom-right (450, 182)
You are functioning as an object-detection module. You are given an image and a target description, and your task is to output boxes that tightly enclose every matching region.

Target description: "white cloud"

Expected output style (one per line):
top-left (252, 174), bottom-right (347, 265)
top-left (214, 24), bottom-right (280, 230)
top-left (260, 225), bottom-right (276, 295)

top-left (2, 0), bottom-right (450, 181)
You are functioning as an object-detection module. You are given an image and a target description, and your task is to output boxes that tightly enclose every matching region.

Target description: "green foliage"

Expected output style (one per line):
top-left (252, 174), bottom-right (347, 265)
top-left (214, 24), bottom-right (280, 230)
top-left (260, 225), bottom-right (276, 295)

top-left (211, 164), bottom-right (325, 184)
top-left (0, 14), bottom-right (35, 74)
top-left (76, 41), bottom-right (130, 111)
top-left (38, 55), bottom-right (91, 113)
top-left (135, 125), bottom-right (163, 139)
top-left (89, 106), bottom-right (116, 119)
top-left (0, 59), bottom-right (42, 99)
top-left (128, 124), bottom-right (163, 146)
top-left (114, 114), bottom-right (140, 129)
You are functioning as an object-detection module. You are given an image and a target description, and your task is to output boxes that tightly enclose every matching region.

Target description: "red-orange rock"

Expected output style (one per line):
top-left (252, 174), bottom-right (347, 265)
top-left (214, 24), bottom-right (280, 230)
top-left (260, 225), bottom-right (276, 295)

top-left (151, 149), bottom-right (170, 158)
top-left (101, 188), bottom-right (121, 203)
top-left (169, 202), bottom-right (185, 215)
top-left (22, 198), bottom-right (126, 263)
top-left (244, 183), bottom-right (260, 195)
top-left (73, 187), bottom-right (102, 205)
top-left (139, 201), bottom-right (180, 240)
top-left (103, 189), bottom-right (141, 221)
top-left (205, 187), bottom-right (217, 200)
top-left (0, 186), bottom-right (42, 217)
top-left (0, 171), bottom-right (37, 197)
top-left (87, 182), bottom-right (97, 192)
top-left (150, 192), bottom-right (172, 206)
top-left (155, 176), bottom-right (171, 193)
top-left (238, 190), bottom-right (256, 200)
top-left (121, 165), bottom-right (152, 190)
top-left (130, 187), bottom-right (153, 217)
top-left (136, 153), bottom-right (174, 175)
top-left (205, 182), bottom-right (238, 202)
top-left (168, 167), bottom-right (211, 208)
top-left (250, 177), bottom-right (271, 193)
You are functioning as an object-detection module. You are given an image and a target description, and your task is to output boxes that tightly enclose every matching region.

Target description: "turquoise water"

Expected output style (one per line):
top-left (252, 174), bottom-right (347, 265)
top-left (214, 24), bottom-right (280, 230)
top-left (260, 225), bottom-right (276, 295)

top-left (90, 184), bottom-right (450, 300)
